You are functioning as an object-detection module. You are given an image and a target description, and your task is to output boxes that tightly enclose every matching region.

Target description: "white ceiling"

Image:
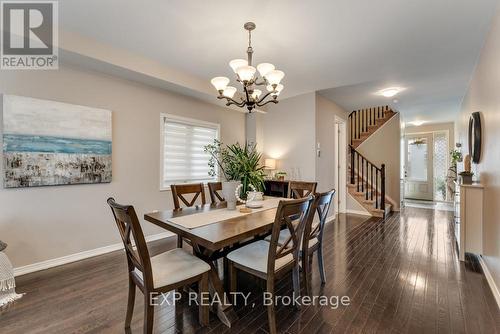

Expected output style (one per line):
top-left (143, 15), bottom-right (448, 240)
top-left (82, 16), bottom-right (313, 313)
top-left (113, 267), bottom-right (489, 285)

top-left (60, 0), bottom-right (498, 123)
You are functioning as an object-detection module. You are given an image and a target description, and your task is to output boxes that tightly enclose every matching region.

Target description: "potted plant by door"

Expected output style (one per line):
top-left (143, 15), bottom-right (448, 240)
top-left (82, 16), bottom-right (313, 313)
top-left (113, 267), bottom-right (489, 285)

top-left (204, 140), bottom-right (265, 210)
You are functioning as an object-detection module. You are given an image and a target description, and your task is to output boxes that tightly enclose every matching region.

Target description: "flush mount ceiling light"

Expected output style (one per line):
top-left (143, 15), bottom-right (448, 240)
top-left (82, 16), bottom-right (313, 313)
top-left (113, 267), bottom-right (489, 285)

top-left (210, 22), bottom-right (284, 113)
top-left (409, 120), bottom-right (426, 126)
top-left (376, 87), bottom-right (405, 98)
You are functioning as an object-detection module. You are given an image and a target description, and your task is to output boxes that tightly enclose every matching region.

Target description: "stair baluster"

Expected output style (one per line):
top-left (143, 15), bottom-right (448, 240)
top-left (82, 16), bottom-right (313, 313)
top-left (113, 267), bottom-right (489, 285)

top-left (381, 164), bottom-right (386, 212)
top-left (348, 145), bottom-right (386, 217)
top-left (365, 159), bottom-right (369, 201)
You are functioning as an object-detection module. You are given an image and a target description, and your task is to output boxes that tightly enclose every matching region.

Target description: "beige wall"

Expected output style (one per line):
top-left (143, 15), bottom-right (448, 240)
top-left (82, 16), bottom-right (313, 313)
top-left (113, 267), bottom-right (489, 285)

top-left (357, 114), bottom-right (401, 210)
top-left (315, 94), bottom-right (349, 193)
top-left (261, 92), bottom-right (317, 181)
top-left (262, 92), bottom-right (371, 214)
top-left (457, 7), bottom-right (500, 290)
top-left (0, 65), bottom-right (245, 268)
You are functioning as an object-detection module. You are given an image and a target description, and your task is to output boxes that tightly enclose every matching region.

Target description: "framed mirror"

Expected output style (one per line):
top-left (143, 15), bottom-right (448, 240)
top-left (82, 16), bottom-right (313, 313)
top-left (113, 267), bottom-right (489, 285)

top-left (468, 112), bottom-right (482, 163)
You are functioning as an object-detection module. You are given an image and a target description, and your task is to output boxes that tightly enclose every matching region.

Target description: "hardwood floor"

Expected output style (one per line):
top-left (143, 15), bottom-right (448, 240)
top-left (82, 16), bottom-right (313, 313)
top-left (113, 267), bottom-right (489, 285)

top-left (1, 207), bottom-right (498, 333)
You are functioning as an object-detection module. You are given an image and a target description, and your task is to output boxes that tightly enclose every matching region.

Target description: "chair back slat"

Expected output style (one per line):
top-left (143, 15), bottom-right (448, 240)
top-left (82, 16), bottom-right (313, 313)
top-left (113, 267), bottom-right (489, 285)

top-left (208, 182), bottom-right (225, 205)
top-left (303, 190), bottom-right (336, 249)
top-left (171, 183), bottom-right (206, 209)
top-left (288, 181), bottom-right (318, 199)
top-left (107, 198), bottom-right (154, 288)
top-left (267, 197), bottom-right (313, 273)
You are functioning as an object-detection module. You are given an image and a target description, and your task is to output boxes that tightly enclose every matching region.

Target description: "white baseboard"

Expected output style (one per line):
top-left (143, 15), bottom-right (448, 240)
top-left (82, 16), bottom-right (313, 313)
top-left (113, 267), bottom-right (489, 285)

top-left (478, 255), bottom-right (500, 310)
top-left (13, 232), bottom-right (173, 277)
top-left (346, 209), bottom-right (371, 216)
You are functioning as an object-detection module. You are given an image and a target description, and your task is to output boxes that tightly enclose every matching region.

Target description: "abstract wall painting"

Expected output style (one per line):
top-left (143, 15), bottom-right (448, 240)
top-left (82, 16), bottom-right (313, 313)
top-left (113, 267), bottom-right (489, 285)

top-left (2, 95), bottom-right (112, 188)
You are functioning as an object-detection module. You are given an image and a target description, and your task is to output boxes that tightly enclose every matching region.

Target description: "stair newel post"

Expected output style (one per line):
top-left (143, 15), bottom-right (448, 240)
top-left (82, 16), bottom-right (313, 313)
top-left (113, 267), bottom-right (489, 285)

top-left (362, 109), bottom-right (365, 133)
top-left (357, 152), bottom-right (360, 192)
top-left (375, 169), bottom-right (379, 209)
top-left (360, 109), bottom-right (363, 134)
top-left (365, 159), bottom-right (369, 200)
top-left (371, 165), bottom-right (374, 201)
top-left (350, 146), bottom-right (355, 184)
top-left (357, 110), bottom-right (360, 139)
top-left (365, 109), bottom-right (368, 132)
top-left (381, 164), bottom-right (386, 213)
top-left (359, 110), bottom-right (362, 139)
top-left (361, 157), bottom-right (364, 192)
top-left (349, 113), bottom-right (352, 145)
top-left (354, 111), bottom-right (357, 139)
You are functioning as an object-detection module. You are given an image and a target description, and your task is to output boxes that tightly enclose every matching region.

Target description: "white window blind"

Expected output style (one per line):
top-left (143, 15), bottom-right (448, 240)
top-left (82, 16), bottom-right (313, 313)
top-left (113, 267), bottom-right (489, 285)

top-left (161, 115), bottom-right (219, 188)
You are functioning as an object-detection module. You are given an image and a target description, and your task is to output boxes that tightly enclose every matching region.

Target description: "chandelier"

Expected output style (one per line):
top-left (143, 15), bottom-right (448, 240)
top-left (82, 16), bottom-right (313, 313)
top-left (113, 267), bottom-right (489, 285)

top-left (210, 22), bottom-right (285, 113)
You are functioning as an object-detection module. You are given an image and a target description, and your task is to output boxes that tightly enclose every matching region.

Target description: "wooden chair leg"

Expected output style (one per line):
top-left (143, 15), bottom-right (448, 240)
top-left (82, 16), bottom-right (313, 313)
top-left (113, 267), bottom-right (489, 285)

top-left (302, 249), bottom-right (312, 296)
top-left (125, 278), bottom-right (136, 329)
top-left (199, 273), bottom-right (210, 326)
top-left (143, 294), bottom-right (154, 334)
top-left (223, 257), bottom-right (229, 291)
top-left (317, 243), bottom-right (326, 284)
top-left (292, 263), bottom-right (301, 310)
top-left (228, 260), bottom-right (237, 293)
top-left (266, 280), bottom-right (277, 334)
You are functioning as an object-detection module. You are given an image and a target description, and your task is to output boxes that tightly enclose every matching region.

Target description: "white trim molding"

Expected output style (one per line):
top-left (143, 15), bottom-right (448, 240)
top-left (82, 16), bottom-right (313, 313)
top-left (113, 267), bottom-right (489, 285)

top-left (478, 255), bottom-right (500, 309)
top-left (346, 209), bottom-right (372, 216)
top-left (14, 232), bottom-right (173, 277)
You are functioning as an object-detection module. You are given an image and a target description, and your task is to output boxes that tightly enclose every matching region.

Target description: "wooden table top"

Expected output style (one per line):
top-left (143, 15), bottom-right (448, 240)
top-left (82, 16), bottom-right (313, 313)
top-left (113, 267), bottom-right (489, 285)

top-left (144, 202), bottom-right (279, 251)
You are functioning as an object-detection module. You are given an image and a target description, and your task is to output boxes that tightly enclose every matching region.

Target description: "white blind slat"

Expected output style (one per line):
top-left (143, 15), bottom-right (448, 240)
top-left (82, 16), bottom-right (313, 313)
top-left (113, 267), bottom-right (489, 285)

top-left (162, 117), bottom-right (218, 185)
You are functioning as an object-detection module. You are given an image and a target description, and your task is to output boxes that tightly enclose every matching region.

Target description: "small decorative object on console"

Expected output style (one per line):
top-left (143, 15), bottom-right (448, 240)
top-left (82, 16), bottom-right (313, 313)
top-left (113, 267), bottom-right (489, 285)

top-left (275, 171), bottom-right (287, 181)
top-left (459, 154), bottom-right (474, 185)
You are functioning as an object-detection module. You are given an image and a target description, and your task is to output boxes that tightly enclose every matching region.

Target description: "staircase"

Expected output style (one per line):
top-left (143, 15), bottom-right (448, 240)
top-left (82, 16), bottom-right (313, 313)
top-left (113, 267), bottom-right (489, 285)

top-left (349, 106), bottom-right (397, 148)
top-left (347, 106), bottom-right (397, 218)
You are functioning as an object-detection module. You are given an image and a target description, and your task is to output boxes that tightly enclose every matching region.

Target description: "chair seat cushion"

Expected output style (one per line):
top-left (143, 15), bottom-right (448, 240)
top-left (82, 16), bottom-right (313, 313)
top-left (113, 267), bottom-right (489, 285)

top-left (134, 248), bottom-right (210, 288)
top-left (226, 240), bottom-right (294, 273)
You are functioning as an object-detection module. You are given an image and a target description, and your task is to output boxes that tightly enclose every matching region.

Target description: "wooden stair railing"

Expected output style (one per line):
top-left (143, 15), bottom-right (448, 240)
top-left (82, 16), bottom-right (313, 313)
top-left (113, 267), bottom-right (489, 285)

top-left (348, 105), bottom-right (394, 146)
top-left (349, 145), bottom-right (386, 213)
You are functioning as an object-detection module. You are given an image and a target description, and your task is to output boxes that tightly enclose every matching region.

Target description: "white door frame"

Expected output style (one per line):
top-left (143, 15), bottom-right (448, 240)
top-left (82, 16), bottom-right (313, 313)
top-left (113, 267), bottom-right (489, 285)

top-left (334, 116), bottom-right (347, 214)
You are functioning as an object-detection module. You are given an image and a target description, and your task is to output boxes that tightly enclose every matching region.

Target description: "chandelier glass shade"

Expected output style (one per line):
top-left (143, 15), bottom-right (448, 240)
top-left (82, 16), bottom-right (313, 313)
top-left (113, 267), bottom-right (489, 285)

top-left (210, 22), bottom-right (284, 113)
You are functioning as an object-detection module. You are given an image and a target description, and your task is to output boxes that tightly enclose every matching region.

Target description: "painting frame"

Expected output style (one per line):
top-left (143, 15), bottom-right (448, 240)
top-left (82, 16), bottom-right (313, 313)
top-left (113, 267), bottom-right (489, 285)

top-left (2, 95), bottom-right (112, 188)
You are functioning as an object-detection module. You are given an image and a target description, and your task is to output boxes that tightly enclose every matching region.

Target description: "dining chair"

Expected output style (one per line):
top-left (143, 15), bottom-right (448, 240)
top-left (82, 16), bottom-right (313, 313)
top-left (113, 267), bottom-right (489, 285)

top-left (301, 189), bottom-right (335, 294)
top-left (207, 182), bottom-right (225, 205)
top-left (226, 196), bottom-right (313, 334)
top-left (171, 183), bottom-right (206, 247)
top-left (263, 189), bottom-right (335, 293)
top-left (287, 181), bottom-right (317, 199)
top-left (107, 198), bottom-right (211, 334)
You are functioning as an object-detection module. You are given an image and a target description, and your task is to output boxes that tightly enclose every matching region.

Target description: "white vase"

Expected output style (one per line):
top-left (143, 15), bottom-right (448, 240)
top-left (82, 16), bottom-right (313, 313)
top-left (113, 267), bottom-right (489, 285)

top-left (222, 180), bottom-right (240, 210)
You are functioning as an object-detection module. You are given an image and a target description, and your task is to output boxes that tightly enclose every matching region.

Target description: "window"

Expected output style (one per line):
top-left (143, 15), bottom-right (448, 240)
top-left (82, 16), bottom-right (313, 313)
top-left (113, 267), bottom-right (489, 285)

top-left (160, 114), bottom-right (219, 189)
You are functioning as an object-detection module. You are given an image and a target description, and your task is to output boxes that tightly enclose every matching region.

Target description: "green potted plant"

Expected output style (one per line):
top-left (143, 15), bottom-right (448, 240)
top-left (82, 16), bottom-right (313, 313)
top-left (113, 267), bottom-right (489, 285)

top-left (204, 140), bottom-right (265, 209)
top-left (450, 148), bottom-right (463, 164)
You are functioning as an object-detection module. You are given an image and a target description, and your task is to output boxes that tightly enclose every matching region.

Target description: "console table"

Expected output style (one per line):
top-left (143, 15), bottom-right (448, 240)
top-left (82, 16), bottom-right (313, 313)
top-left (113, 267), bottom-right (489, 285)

top-left (264, 180), bottom-right (289, 198)
top-left (454, 181), bottom-right (483, 261)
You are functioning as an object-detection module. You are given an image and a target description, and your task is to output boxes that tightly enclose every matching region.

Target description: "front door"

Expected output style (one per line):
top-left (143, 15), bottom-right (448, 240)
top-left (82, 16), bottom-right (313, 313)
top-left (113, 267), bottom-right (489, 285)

top-left (404, 133), bottom-right (433, 200)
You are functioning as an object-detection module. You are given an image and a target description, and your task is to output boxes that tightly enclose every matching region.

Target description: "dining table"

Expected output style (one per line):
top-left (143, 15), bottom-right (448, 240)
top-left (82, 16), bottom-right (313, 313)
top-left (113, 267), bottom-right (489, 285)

top-left (143, 197), bottom-right (285, 327)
